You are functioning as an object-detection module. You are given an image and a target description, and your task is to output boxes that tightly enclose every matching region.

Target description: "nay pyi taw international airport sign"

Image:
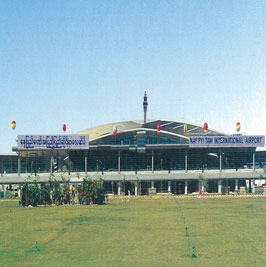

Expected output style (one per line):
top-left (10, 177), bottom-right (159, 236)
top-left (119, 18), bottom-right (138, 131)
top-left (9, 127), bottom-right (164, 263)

top-left (17, 135), bottom-right (89, 150)
top-left (189, 135), bottom-right (265, 148)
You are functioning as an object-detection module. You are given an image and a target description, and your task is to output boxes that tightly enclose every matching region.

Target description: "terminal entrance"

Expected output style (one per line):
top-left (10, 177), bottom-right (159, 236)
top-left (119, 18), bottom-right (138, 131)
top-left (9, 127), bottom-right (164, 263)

top-left (171, 181), bottom-right (185, 194)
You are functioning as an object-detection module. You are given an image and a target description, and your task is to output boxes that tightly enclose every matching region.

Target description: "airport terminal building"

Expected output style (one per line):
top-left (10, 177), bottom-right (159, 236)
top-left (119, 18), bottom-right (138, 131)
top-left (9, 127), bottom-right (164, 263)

top-left (1, 93), bottom-right (266, 196)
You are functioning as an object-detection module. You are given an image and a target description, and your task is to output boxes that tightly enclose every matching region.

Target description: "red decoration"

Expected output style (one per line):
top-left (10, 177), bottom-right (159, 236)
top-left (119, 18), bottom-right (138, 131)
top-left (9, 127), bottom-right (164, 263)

top-left (113, 126), bottom-right (117, 136)
top-left (184, 124), bottom-right (187, 135)
top-left (236, 122), bottom-right (241, 132)
top-left (157, 123), bottom-right (161, 132)
top-left (204, 122), bottom-right (208, 133)
top-left (62, 124), bottom-right (67, 133)
top-left (11, 121), bottom-right (16, 130)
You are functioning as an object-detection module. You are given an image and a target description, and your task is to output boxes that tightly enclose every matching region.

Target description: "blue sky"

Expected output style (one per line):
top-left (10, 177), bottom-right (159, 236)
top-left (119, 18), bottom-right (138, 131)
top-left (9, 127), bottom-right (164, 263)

top-left (1, 0), bottom-right (266, 153)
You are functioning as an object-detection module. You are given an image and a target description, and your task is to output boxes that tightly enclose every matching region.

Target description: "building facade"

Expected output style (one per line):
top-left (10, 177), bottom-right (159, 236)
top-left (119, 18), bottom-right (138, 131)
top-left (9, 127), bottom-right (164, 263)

top-left (0, 93), bottom-right (265, 196)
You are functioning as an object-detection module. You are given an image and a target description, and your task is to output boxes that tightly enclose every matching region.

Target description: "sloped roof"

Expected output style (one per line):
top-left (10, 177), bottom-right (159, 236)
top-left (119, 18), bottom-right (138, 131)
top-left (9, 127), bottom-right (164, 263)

top-left (77, 120), bottom-right (223, 142)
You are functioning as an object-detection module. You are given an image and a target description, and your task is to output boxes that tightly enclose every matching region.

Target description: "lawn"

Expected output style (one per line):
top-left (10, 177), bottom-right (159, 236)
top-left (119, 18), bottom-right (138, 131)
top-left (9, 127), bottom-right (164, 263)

top-left (0, 196), bottom-right (266, 266)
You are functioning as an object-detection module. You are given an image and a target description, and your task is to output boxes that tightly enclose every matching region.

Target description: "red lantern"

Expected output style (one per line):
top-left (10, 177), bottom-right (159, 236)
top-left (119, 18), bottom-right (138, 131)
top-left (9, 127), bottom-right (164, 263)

top-left (113, 126), bottom-right (117, 136)
top-left (62, 124), bottom-right (67, 133)
top-left (157, 123), bottom-right (161, 133)
top-left (11, 121), bottom-right (16, 130)
top-left (204, 122), bottom-right (208, 133)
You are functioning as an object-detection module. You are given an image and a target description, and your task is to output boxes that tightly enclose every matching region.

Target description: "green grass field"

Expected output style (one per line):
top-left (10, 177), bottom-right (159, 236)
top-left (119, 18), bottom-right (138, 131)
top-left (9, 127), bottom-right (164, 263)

top-left (0, 196), bottom-right (266, 266)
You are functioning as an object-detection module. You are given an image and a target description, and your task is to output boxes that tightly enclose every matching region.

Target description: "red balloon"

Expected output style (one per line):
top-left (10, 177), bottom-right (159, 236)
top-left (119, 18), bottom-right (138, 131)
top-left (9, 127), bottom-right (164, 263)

top-left (113, 126), bottom-right (117, 136)
top-left (11, 121), bottom-right (16, 130)
top-left (157, 123), bottom-right (161, 132)
top-left (62, 124), bottom-right (67, 133)
top-left (236, 122), bottom-right (241, 132)
top-left (204, 122), bottom-right (208, 132)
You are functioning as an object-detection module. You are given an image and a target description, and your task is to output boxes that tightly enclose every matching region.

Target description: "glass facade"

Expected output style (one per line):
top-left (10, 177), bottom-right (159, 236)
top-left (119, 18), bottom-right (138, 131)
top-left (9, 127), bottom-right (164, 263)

top-left (2, 147), bottom-right (263, 174)
top-left (92, 131), bottom-right (187, 146)
top-left (4, 130), bottom-right (266, 174)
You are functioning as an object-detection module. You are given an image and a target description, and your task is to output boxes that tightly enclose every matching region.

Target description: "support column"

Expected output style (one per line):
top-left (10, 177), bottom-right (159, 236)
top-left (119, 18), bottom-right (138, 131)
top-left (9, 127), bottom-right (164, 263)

top-left (218, 180), bottom-right (222, 194)
top-left (252, 179), bottom-right (255, 193)
top-left (117, 182), bottom-right (121, 196)
top-left (253, 151), bottom-right (255, 171)
top-left (168, 181), bottom-right (171, 193)
top-left (235, 179), bottom-right (238, 191)
top-left (118, 151), bottom-right (121, 174)
top-left (151, 150), bottom-right (154, 173)
top-left (219, 149), bottom-right (222, 172)
top-left (17, 152), bottom-right (21, 176)
top-left (1, 158), bottom-right (3, 176)
top-left (248, 179), bottom-right (252, 193)
top-left (50, 154), bottom-right (53, 175)
top-left (135, 181), bottom-right (138, 196)
top-left (185, 150), bottom-right (188, 173)
top-left (85, 151), bottom-right (88, 174)
top-left (151, 180), bottom-right (154, 188)
top-left (111, 181), bottom-right (114, 194)
top-left (201, 184), bottom-right (204, 193)
top-left (185, 180), bottom-right (188, 195)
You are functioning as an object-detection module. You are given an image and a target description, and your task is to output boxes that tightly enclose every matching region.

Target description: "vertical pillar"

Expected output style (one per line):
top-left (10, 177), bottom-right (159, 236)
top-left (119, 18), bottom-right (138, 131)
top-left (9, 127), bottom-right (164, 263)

top-left (135, 150), bottom-right (138, 174)
top-left (50, 154), bottom-right (53, 175)
top-left (151, 150), bottom-right (154, 173)
top-left (218, 180), bottom-right (222, 194)
top-left (18, 152), bottom-right (21, 176)
top-left (117, 182), bottom-right (121, 196)
top-left (151, 180), bottom-right (154, 188)
top-left (41, 151), bottom-right (44, 172)
top-left (56, 151), bottom-right (59, 173)
top-left (252, 179), bottom-right (255, 193)
top-left (219, 149), bottom-right (222, 172)
top-left (168, 181), bottom-right (171, 193)
top-left (185, 180), bottom-right (188, 195)
top-left (235, 179), bottom-right (238, 191)
top-left (253, 151), bottom-right (255, 171)
top-left (248, 179), bottom-right (252, 193)
top-left (135, 181), bottom-right (138, 196)
top-left (111, 181), bottom-right (114, 194)
top-left (185, 150), bottom-right (188, 173)
top-left (1, 157), bottom-right (3, 176)
top-left (118, 151), bottom-right (121, 173)
top-left (85, 151), bottom-right (88, 174)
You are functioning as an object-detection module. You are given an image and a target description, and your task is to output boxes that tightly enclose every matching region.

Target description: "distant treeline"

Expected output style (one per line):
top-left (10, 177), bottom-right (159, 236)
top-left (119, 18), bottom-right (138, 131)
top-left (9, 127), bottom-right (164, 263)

top-left (20, 178), bottom-right (107, 206)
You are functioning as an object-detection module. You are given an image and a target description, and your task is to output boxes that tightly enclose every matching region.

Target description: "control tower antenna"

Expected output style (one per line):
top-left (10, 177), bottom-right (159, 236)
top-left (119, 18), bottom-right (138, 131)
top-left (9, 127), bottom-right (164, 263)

top-left (143, 91), bottom-right (148, 124)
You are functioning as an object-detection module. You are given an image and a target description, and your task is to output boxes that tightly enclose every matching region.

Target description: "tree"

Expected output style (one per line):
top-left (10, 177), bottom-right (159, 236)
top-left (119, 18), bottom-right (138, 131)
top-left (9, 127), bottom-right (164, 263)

top-left (199, 174), bottom-right (208, 194)
top-left (61, 177), bottom-right (70, 204)
top-left (21, 183), bottom-right (29, 206)
top-left (52, 180), bottom-right (61, 205)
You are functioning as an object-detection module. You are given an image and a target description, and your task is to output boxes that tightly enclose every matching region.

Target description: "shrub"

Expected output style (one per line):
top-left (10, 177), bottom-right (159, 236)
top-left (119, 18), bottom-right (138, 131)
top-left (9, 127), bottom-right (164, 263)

top-left (20, 177), bottom-right (107, 206)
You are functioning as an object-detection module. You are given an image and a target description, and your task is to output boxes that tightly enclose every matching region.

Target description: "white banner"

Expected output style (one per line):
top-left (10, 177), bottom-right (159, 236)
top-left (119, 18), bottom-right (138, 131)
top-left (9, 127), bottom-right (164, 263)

top-left (18, 135), bottom-right (89, 150)
top-left (189, 135), bottom-right (265, 148)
